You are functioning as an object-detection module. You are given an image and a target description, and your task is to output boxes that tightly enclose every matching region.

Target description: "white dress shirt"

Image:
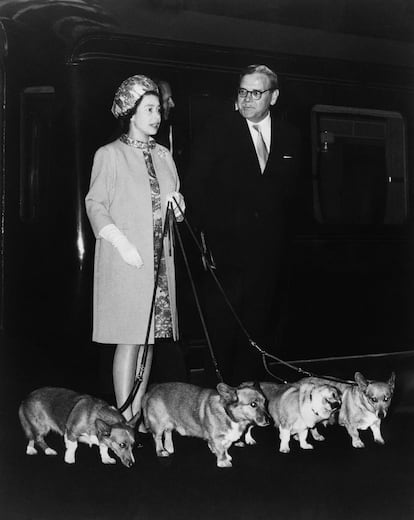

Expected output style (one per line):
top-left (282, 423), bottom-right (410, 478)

top-left (246, 114), bottom-right (271, 170)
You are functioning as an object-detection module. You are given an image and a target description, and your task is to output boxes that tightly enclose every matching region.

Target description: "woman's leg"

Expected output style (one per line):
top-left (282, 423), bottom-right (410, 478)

top-left (132, 344), bottom-right (153, 417)
top-left (112, 343), bottom-right (154, 421)
top-left (113, 344), bottom-right (139, 421)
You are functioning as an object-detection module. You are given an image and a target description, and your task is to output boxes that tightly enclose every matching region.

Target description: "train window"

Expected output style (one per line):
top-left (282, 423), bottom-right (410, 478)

top-left (19, 86), bottom-right (55, 222)
top-left (311, 105), bottom-right (407, 226)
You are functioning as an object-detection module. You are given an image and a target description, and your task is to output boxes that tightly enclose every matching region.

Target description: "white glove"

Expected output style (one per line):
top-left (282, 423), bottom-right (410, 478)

top-left (166, 191), bottom-right (185, 222)
top-left (99, 224), bottom-right (143, 269)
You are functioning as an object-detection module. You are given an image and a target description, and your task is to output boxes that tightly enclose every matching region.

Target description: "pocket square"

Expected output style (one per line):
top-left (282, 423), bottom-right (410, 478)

top-left (282, 155), bottom-right (293, 159)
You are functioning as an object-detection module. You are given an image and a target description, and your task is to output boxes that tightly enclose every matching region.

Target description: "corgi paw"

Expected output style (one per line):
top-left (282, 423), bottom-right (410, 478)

top-left (64, 454), bottom-right (76, 464)
top-left (300, 443), bottom-right (314, 450)
top-left (374, 437), bottom-right (385, 445)
top-left (217, 459), bottom-right (232, 468)
top-left (138, 423), bottom-right (148, 434)
top-left (157, 449), bottom-right (171, 458)
top-left (45, 448), bottom-right (57, 456)
top-left (352, 439), bottom-right (365, 448)
top-left (26, 446), bottom-right (38, 455)
top-left (279, 446), bottom-right (290, 454)
top-left (311, 429), bottom-right (325, 441)
top-left (102, 456), bottom-right (116, 464)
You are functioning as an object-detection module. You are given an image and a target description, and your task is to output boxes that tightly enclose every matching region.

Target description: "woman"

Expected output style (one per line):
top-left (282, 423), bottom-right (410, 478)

top-left (85, 75), bottom-right (185, 420)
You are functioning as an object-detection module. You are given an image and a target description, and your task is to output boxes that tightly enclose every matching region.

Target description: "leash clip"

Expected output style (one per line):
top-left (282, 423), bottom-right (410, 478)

top-left (200, 231), bottom-right (216, 271)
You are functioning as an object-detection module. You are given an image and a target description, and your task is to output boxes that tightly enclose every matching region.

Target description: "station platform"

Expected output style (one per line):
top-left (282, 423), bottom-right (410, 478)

top-left (0, 329), bottom-right (413, 519)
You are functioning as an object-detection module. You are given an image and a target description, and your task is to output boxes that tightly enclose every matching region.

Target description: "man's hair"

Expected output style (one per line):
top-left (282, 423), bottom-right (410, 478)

top-left (239, 64), bottom-right (279, 90)
top-left (158, 80), bottom-right (170, 91)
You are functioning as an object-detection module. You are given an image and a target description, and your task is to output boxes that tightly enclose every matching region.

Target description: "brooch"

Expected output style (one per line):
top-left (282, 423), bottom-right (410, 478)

top-left (157, 146), bottom-right (168, 158)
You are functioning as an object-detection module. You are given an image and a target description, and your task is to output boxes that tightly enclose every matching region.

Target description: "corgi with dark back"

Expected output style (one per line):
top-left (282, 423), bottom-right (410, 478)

top-left (143, 381), bottom-right (270, 468)
top-left (19, 387), bottom-right (136, 467)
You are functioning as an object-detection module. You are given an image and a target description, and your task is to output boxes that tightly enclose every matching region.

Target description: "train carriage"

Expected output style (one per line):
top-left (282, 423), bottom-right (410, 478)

top-left (0, 6), bottom-right (413, 373)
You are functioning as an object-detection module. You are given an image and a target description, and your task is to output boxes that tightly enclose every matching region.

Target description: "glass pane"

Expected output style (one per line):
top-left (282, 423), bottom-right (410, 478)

top-left (312, 105), bottom-right (407, 226)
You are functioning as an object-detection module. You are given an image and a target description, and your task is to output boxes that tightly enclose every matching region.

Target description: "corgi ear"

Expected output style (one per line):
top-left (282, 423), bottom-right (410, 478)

top-left (251, 380), bottom-right (265, 395)
top-left (238, 381), bottom-right (257, 390)
top-left (95, 418), bottom-right (112, 437)
top-left (354, 372), bottom-right (368, 391)
top-left (388, 372), bottom-right (396, 391)
top-left (217, 382), bottom-right (237, 403)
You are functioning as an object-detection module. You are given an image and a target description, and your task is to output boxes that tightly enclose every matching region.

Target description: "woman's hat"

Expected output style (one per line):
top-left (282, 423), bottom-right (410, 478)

top-left (111, 75), bottom-right (159, 118)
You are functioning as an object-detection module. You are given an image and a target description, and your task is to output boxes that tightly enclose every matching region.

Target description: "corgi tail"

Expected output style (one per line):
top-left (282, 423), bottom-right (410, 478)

top-left (137, 394), bottom-right (150, 433)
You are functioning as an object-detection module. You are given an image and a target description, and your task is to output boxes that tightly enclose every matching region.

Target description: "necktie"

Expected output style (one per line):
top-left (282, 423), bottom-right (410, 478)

top-left (253, 124), bottom-right (268, 173)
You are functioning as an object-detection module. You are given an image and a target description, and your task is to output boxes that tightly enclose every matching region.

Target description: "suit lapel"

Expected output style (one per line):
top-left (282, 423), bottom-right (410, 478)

top-left (266, 112), bottom-right (296, 179)
top-left (234, 112), bottom-right (288, 177)
top-left (244, 113), bottom-right (281, 176)
top-left (264, 114), bottom-right (280, 173)
top-left (236, 115), bottom-right (262, 176)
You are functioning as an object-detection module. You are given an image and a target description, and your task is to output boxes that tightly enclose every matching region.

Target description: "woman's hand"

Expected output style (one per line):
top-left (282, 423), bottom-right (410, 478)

top-left (115, 237), bottom-right (144, 268)
top-left (166, 192), bottom-right (185, 222)
top-left (99, 224), bottom-right (143, 268)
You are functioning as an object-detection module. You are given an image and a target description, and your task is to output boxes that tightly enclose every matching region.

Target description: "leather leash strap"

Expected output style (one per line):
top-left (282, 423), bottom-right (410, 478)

top-left (172, 198), bottom-right (354, 386)
top-left (118, 203), bottom-right (174, 414)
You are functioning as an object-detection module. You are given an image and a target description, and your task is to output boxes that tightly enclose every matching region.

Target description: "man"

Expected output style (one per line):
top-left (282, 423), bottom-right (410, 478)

top-left (156, 79), bottom-right (188, 178)
top-left (185, 64), bottom-right (302, 386)
top-left (156, 80), bottom-right (176, 151)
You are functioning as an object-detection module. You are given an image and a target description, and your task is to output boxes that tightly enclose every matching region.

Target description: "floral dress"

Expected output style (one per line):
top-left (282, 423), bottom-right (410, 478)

top-left (120, 134), bottom-right (173, 339)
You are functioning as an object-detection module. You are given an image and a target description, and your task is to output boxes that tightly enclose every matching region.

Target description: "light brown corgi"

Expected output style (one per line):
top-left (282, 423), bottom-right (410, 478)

top-left (142, 381), bottom-right (270, 468)
top-left (299, 372), bottom-right (396, 448)
top-left (338, 372), bottom-right (395, 448)
top-left (260, 380), bottom-right (341, 453)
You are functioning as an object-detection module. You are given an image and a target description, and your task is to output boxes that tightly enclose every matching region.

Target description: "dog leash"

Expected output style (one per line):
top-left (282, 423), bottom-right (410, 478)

top-left (172, 197), bottom-right (354, 386)
top-left (172, 214), bottom-right (223, 384)
top-left (118, 203), bottom-right (174, 414)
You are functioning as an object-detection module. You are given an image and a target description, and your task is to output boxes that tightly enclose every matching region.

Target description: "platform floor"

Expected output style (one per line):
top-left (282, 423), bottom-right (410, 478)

top-left (1, 331), bottom-right (413, 520)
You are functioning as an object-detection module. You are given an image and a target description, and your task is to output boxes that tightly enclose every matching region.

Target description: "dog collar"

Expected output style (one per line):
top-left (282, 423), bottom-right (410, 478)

top-left (311, 407), bottom-right (320, 417)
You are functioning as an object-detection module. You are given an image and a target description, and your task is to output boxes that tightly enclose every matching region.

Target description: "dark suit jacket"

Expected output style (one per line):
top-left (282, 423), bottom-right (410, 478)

top-left (185, 109), bottom-right (302, 282)
top-left (156, 120), bottom-right (172, 150)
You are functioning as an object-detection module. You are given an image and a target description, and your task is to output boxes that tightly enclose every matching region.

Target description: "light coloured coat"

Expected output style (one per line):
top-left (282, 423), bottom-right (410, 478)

top-left (85, 139), bottom-right (180, 344)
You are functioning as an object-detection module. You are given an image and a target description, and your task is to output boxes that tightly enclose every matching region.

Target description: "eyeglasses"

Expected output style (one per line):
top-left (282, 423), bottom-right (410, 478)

top-left (237, 88), bottom-right (272, 100)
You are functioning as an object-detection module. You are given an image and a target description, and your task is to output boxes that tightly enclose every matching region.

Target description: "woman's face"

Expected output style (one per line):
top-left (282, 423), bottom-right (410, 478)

top-left (129, 93), bottom-right (161, 140)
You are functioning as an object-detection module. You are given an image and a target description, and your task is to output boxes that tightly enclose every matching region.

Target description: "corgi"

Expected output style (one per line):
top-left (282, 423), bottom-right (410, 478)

top-left (142, 381), bottom-right (269, 468)
top-left (260, 380), bottom-right (341, 453)
top-left (19, 387), bottom-right (136, 467)
top-left (338, 372), bottom-right (395, 447)
top-left (299, 372), bottom-right (396, 448)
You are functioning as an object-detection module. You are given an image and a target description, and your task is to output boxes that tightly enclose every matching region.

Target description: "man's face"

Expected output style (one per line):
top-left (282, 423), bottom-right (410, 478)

top-left (236, 72), bottom-right (279, 123)
top-left (160, 82), bottom-right (175, 120)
